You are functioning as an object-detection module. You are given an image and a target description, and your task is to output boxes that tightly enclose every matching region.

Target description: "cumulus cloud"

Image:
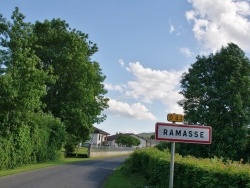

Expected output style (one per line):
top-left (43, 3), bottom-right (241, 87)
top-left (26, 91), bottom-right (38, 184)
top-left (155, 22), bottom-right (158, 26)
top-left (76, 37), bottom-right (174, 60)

top-left (187, 0), bottom-right (250, 53)
top-left (124, 62), bottom-right (184, 115)
top-left (104, 83), bottom-right (124, 93)
top-left (106, 98), bottom-right (157, 120)
top-left (105, 62), bottom-right (185, 119)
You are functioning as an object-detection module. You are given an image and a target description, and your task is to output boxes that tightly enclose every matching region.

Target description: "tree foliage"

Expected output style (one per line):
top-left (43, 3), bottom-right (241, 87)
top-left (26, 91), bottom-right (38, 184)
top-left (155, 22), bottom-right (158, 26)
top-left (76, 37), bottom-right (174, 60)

top-left (178, 43), bottom-right (250, 160)
top-left (0, 7), bottom-right (108, 167)
top-left (0, 8), bottom-right (55, 134)
top-left (0, 7), bottom-right (66, 168)
top-left (32, 19), bottom-right (109, 148)
top-left (115, 134), bottom-right (140, 147)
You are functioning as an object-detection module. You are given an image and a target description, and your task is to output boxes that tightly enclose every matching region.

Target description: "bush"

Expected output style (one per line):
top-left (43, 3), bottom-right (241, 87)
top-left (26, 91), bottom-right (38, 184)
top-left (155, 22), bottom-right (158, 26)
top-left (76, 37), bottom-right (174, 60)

top-left (0, 112), bottom-right (66, 170)
top-left (125, 148), bottom-right (250, 187)
top-left (27, 112), bottom-right (66, 162)
top-left (154, 142), bottom-right (170, 151)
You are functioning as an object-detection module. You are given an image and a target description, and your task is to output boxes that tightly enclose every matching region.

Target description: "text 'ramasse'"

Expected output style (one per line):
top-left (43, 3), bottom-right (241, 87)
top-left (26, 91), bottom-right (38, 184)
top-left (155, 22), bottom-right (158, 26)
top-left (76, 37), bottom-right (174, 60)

top-left (163, 128), bottom-right (205, 138)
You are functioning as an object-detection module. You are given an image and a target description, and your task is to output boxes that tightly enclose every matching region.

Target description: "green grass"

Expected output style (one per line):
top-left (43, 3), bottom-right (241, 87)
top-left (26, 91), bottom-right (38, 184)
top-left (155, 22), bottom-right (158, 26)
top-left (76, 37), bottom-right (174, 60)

top-left (74, 147), bottom-right (88, 154)
top-left (0, 157), bottom-right (89, 177)
top-left (103, 166), bottom-right (135, 188)
top-left (103, 166), bottom-right (147, 188)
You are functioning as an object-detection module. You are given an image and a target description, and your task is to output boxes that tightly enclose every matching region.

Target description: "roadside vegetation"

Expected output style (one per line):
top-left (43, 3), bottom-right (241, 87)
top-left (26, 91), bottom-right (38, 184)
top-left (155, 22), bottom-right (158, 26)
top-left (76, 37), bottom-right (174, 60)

top-left (104, 166), bottom-right (148, 188)
top-left (178, 43), bottom-right (250, 161)
top-left (105, 147), bottom-right (250, 188)
top-left (103, 166), bottom-right (137, 188)
top-left (0, 7), bottom-right (108, 170)
top-left (0, 157), bottom-right (87, 177)
top-left (0, 148), bottom-right (89, 177)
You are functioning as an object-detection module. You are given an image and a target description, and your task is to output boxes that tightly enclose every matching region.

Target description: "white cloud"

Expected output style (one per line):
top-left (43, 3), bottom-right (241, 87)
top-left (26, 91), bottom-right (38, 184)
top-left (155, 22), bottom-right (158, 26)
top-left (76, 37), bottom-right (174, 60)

top-left (180, 47), bottom-right (194, 57)
top-left (187, 0), bottom-right (250, 53)
top-left (125, 62), bottom-right (184, 112)
top-left (169, 24), bottom-right (175, 34)
top-left (104, 83), bottom-right (124, 92)
top-left (119, 59), bottom-right (125, 68)
top-left (106, 99), bottom-right (157, 120)
top-left (105, 62), bottom-right (185, 119)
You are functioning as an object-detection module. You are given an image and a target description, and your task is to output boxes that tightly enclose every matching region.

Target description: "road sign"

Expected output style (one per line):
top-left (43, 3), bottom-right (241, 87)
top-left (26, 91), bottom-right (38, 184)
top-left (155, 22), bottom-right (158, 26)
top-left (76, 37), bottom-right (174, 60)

top-left (167, 113), bottom-right (184, 122)
top-left (155, 122), bottom-right (212, 144)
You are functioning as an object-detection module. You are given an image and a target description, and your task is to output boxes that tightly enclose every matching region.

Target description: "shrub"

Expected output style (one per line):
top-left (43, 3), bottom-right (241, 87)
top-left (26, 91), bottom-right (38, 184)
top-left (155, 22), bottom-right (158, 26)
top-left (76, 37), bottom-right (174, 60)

top-left (125, 148), bottom-right (250, 187)
top-left (0, 112), bottom-right (66, 170)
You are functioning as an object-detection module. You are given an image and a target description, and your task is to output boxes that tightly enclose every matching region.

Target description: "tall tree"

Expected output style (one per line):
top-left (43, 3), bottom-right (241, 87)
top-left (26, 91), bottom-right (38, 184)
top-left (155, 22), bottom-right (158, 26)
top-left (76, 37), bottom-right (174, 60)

top-left (178, 43), bottom-right (250, 160)
top-left (0, 8), bottom-right (65, 167)
top-left (0, 8), bottom-right (54, 135)
top-left (32, 19), bottom-right (109, 149)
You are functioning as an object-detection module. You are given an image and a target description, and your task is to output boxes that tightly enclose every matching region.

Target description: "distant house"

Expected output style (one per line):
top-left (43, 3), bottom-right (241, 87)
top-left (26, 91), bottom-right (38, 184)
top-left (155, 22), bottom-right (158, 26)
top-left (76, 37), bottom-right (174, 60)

top-left (86, 127), bottom-right (110, 148)
top-left (107, 133), bottom-right (147, 148)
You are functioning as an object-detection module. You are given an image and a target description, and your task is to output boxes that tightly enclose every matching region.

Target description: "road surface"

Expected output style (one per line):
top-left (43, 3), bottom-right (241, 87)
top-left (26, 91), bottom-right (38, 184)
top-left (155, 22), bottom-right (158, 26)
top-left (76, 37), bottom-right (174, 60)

top-left (0, 156), bottom-right (127, 188)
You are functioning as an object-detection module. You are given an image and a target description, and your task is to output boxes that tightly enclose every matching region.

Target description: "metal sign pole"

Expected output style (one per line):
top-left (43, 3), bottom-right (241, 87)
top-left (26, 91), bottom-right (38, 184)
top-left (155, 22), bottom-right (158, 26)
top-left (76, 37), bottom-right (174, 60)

top-left (169, 121), bottom-right (175, 188)
top-left (169, 141), bottom-right (175, 188)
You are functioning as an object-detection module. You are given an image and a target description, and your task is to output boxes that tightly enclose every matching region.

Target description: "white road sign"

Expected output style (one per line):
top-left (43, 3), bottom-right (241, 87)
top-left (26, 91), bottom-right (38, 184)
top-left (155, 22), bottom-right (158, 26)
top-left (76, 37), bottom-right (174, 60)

top-left (155, 122), bottom-right (212, 144)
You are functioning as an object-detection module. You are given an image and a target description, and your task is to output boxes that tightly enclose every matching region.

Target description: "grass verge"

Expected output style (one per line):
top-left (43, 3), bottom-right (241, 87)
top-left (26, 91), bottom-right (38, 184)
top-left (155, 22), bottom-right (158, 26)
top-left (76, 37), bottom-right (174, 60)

top-left (103, 166), bottom-right (134, 188)
top-left (0, 156), bottom-right (89, 177)
top-left (103, 165), bottom-right (147, 188)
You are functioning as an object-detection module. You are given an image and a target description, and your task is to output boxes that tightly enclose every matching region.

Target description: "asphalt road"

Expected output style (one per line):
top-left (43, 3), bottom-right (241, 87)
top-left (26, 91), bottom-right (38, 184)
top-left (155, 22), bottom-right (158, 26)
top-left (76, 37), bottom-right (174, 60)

top-left (0, 156), bottom-right (128, 188)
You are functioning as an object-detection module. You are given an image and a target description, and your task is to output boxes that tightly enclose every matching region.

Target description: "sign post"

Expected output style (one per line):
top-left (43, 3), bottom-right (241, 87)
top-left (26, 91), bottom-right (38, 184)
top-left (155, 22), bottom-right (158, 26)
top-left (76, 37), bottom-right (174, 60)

top-left (167, 113), bottom-right (183, 188)
top-left (155, 114), bottom-right (212, 188)
top-left (169, 130), bottom-right (175, 188)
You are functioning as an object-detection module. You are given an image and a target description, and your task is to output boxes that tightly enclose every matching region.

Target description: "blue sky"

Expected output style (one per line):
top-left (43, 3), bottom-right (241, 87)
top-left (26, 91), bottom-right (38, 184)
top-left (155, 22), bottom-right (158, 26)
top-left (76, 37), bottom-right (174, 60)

top-left (1, 0), bottom-right (250, 135)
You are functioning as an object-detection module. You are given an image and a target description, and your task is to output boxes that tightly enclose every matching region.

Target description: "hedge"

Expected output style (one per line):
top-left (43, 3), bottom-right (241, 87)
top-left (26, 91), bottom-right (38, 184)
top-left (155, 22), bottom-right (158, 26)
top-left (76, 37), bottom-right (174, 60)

top-left (0, 113), bottom-right (65, 170)
top-left (126, 147), bottom-right (250, 187)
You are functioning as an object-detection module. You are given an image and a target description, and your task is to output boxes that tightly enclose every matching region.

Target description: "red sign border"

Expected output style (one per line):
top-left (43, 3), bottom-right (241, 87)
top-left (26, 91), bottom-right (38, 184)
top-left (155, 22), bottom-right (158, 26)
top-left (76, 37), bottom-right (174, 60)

top-left (155, 122), bottom-right (212, 144)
